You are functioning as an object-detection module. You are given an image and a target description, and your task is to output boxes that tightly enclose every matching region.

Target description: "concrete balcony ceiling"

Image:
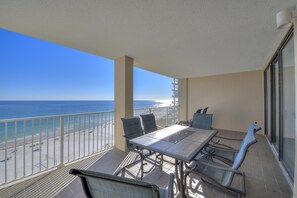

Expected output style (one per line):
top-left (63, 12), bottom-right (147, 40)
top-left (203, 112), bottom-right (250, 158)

top-left (0, 0), bottom-right (295, 78)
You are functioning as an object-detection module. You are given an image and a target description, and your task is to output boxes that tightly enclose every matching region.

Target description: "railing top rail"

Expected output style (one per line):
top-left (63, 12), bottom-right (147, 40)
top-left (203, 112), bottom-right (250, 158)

top-left (134, 106), bottom-right (174, 111)
top-left (0, 105), bottom-right (179, 122)
top-left (0, 110), bottom-right (115, 122)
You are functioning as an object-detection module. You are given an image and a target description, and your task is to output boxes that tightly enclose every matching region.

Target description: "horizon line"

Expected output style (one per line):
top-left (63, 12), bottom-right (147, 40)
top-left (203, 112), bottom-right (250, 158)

top-left (0, 99), bottom-right (172, 102)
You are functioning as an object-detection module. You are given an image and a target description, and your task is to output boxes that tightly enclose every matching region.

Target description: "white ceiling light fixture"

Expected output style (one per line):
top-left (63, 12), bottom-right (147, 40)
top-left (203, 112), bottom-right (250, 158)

top-left (277, 6), bottom-right (297, 29)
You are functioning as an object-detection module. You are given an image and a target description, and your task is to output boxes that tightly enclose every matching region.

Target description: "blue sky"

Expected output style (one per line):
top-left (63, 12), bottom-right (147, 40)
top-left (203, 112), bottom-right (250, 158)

top-left (0, 28), bottom-right (172, 101)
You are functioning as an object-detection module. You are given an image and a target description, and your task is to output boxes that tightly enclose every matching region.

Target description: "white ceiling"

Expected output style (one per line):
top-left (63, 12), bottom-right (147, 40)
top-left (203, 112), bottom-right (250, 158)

top-left (0, 0), bottom-right (295, 78)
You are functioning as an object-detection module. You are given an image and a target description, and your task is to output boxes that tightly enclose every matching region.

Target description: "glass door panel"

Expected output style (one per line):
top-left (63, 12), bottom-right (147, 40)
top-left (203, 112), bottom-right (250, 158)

top-left (273, 61), bottom-right (280, 151)
top-left (282, 36), bottom-right (295, 178)
top-left (265, 67), bottom-right (272, 140)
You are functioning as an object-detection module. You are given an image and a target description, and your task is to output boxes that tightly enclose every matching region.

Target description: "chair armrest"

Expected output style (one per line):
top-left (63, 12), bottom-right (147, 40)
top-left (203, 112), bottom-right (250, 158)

top-left (207, 144), bottom-right (239, 153)
top-left (255, 127), bottom-right (262, 133)
top-left (194, 160), bottom-right (240, 173)
top-left (209, 139), bottom-right (235, 149)
top-left (213, 135), bottom-right (243, 141)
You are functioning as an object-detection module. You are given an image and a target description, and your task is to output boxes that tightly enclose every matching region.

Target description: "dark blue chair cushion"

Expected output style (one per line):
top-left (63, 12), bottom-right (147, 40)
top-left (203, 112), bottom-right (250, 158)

top-left (192, 113), bottom-right (213, 129)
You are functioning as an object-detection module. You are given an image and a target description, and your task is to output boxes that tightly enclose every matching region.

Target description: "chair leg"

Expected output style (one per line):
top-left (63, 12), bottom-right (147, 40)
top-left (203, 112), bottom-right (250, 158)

top-left (226, 171), bottom-right (246, 196)
top-left (154, 153), bottom-right (163, 168)
top-left (140, 153), bottom-right (144, 180)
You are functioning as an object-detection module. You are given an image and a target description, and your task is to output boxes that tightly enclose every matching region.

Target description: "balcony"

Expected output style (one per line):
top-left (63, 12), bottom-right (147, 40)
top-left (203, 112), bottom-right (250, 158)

top-left (0, 1), bottom-right (296, 197)
top-left (0, 108), bottom-right (292, 197)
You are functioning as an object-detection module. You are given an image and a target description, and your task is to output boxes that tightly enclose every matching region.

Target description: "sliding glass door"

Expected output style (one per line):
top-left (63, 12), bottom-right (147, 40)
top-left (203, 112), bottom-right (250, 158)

top-left (281, 36), bottom-right (295, 178)
top-left (264, 31), bottom-right (295, 180)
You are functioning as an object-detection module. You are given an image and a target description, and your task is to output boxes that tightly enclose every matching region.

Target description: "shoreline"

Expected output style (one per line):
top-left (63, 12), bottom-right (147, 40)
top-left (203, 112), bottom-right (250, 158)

top-left (0, 121), bottom-right (113, 150)
top-left (0, 122), bottom-right (115, 184)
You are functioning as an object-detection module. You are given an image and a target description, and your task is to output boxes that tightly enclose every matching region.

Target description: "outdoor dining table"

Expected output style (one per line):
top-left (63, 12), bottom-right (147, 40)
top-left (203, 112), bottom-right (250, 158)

top-left (129, 124), bottom-right (217, 198)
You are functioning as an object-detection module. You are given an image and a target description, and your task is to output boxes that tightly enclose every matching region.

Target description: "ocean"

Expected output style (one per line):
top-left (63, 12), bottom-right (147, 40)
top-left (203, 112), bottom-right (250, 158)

top-left (0, 100), bottom-right (170, 140)
top-left (0, 100), bottom-right (167, 120)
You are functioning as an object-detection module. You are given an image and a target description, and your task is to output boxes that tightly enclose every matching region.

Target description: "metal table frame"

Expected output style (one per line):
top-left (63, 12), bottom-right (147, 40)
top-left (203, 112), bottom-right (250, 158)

top-left (129, 125), bottom-right (217, 197)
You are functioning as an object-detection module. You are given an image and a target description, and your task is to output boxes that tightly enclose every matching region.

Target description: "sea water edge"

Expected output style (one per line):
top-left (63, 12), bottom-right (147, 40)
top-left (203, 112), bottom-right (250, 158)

top-left (0, 100), bottom-right (170, 143)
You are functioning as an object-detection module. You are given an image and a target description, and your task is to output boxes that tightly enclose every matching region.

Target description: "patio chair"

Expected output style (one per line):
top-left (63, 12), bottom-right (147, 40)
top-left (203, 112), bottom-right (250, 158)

top-left (140, 113), bottom-right (174, 165)
top-left (140, 113), bottom-right (159, 134)
top-left (69, 169), bottom-right (174, 198)
top-left (120, 117), bottom-right (162, 180)
top-left (177, 112), bottom-right (213, 128)
top-left (191, 113), bottom-right (213, 130)
top-left (185, 123), bottom-right (259, 197)
top-left (205, 122), bottom-right (262, 166)
top-left (210, 122), bottom-right (261, 149)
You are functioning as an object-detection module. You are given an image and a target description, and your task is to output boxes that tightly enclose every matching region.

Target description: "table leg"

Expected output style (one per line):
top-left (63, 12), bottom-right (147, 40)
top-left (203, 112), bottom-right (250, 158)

top-left (175, 159), bottom-right (180, 190)
top-left (179, 161), bottom-right (186, 198)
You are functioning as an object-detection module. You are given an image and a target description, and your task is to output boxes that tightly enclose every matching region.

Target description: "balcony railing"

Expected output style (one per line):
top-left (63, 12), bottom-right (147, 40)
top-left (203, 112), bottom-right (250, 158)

top-left (134, 106), bottom-right (178, 127)
top-left (0, 106), bottom-right (178, 186)
top-left (0, 111), bottom-right (115, 186)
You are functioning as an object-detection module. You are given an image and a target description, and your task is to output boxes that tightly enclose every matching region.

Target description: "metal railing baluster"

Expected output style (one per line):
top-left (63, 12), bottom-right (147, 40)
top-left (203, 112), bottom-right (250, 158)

top-left (108, 112), bottom-right (110, 147)
top-left (31, 119), bottom-right (34, 174)
top-left (96, 114), bottom-right (99, 152)
top-left (46, 118), bottom-right (49, 169)
top-left (104, 113), bottom-right (107, 149)
top-left (100, 113), bottom-right (103, 151)
top-left (39, 119), bottom-right (42, 172)
top-left (73, 116), bottom-right (76, 161)
top-left (60, 116), bottom-right (64, 167)
top-left (83, 115), bottom-right (86, 157)
top-left (53, 118), bottom-right (56, 166)
top-left (78, 115), bottom-right (81, 158)
top-left (23, 120), bottom-right (26, 177)
top-left (92, 114), bottom-right (95, 154)
top-left (88, 114), bottom-right (90, 155)
top-left (14, 121), bottom-right (17, 180)
top-left (68, 116), bottom-right (70, 163)
top-left (4, 122), bottom-right (8, 183)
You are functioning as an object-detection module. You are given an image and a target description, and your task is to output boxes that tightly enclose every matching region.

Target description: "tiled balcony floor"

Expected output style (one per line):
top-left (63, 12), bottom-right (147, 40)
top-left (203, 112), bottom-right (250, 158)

top-left (0, 129), bottom-right (293, 198)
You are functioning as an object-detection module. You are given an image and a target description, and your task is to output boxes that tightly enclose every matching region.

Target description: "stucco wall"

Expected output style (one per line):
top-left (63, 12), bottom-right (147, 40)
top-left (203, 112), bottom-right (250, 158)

top-left (187, 70), bottom-right (264, 133)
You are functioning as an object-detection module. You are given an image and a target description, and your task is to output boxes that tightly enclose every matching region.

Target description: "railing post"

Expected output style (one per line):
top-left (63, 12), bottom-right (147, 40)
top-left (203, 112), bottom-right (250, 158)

top-left (166, 107), bottom-right (169, 127)
top-left (60, 116), bottom-right (64, 167)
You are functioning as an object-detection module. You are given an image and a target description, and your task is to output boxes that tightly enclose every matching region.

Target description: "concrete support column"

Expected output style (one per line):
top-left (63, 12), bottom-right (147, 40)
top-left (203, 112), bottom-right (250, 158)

top-left (178, 78), bottom-right (188, 121)
top-left (114, 56), bottom-right (133, 151)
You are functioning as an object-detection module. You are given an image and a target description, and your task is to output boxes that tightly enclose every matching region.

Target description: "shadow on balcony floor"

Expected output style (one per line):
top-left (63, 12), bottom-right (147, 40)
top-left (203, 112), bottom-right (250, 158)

top-left (0, 129), bottom-right (293, 198)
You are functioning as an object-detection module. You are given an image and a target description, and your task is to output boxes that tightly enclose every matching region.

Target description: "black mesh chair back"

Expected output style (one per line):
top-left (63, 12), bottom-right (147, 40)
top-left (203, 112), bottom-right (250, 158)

top-left (70, 169), bottom-right (161, 198)
top-left (121, 117), bottom-right (144, 149)
top-left (140, 113), bottom-right (158, 133)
